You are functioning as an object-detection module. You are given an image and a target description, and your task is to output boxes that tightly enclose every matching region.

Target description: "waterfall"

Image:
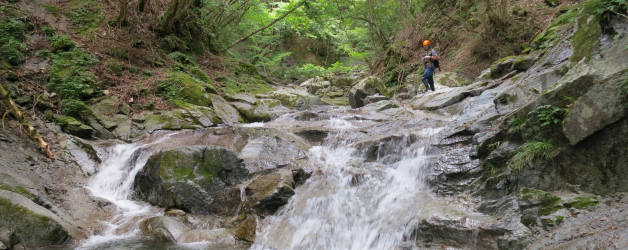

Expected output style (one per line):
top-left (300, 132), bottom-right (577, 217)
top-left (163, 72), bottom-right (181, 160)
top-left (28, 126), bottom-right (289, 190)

top-left (78, 133), bottom-right (177, 249)
top-left (252, 118), bottom-right (445, 249)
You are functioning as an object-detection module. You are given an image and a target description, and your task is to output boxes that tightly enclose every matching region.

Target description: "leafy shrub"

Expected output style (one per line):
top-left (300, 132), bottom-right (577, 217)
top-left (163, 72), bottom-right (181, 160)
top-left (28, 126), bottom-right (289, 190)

top-left (50, 35), bottom-right (76, 52)
top-left (48, 49), bottom-right (99, 100)
top-left (289, 63), bottom-right (326, 79)
top-left (533, 105), bottom-right (566, 128)
top-left (508, 141), bottom-right (557, 170)
top-left (168, 52), bottom-right (195, 65)
top-left (66, 1), bottom-right (103, 34)
top-left (0, 18), bottom-right (26, 43)
top-left (327, 62), bottom-right (353, 74)
top-left (1, 39), bottom-right (26, 65)
top-left (40, 26), bottom-right (56, 36)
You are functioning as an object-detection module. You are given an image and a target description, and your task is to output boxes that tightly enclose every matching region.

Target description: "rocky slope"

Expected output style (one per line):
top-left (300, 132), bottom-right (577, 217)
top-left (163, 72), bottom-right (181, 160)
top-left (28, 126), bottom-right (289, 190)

top-left (0, 1), bottom-right (627, 249)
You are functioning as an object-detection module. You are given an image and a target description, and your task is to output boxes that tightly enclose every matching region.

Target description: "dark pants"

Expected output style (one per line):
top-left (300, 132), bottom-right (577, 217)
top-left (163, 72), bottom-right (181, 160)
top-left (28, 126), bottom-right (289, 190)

top-left (422, 66), bottom-right (435, 91)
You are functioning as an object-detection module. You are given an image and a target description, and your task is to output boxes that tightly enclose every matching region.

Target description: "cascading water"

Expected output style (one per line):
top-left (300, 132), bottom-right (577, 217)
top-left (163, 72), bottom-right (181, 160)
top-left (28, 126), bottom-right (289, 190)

top-left (78, 133), bottom-right (179, 249)
top-left (251, 117), bottom-right (447, 250)
top-left (74, 105), bottom-right (470, 250)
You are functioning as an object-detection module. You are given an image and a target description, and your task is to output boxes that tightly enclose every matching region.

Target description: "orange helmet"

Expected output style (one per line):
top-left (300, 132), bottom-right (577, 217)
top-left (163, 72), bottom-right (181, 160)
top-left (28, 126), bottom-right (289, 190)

top-left (422, 40), bottom-right (430, 46)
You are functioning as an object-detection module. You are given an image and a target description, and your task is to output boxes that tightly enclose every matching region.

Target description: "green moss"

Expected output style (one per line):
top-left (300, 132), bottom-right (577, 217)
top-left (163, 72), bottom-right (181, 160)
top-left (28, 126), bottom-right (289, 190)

top-left (508, 141), bottom-right (556, 171)
top-left (219, 77), bottom-right (273, 95)
top-left (0, 183), bottom-right (37, 200)
top-left (555, 215), bottom-right (565, 224)
top-left (570, 14), bottom-right (601, 62)
top-left (158, 70), bottom-right (214, 106)
top-left (0, 198), bottom-right (69, 247)
top-left (55, 115), bottom-right (94, 137)
top-left (66, 0), bottom-right (103, 35)
top-left (565, 196), bottom-right (598, 209)
top-left (60, 99), bottom-right (92, 120)
top-left (520, 188), bottom-right (563, 216)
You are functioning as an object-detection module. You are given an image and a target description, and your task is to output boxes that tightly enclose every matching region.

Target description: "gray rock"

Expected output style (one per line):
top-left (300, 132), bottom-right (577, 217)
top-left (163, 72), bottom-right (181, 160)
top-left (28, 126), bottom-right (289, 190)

top-left (139, 216), bottom-right (189, 242)
top-left (210, 94), bottom-right (242, 124)
top-left (133, 146), bottom-right (248, 215)
top-left (0, 190), bottom-right (72, 249)
top-left (562, 73), bottom-right (627, 145)
top-left (411, 215), bottom-right (519, 250)
top-left (136, 105), bottom-right (219, 133)
top-left (231, 101), bottom-right (270, 122)
top-left (363, 94), bottom-right (388, 105)
top-left (244, 169), bottom-right (296, 215)
top-left (178, 228), bottom-right (236, 244)
top-left (300, 77), bottom-right (331, 95)
top-left (223, 93), bottom-right (258, 105)
top-left (240, 134), bottom-right (307, 172)
top-left (348, 76), bottom-right (386, 108)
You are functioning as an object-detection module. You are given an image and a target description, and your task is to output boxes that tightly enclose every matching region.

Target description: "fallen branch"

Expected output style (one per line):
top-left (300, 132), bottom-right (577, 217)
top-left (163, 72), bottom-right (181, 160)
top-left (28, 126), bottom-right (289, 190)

top-left (0, 84), bottom-right (54, 159)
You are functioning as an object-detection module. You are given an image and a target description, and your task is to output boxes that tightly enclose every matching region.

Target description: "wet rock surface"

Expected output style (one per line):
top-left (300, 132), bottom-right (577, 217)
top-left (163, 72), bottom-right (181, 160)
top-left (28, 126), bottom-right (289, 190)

top-left (133, 146), bottom-right (248, 215)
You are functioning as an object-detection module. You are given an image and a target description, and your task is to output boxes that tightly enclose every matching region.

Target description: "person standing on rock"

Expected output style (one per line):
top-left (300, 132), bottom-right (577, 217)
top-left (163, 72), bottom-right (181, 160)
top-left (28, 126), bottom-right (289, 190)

top-left (421, 40), bottom-right (439, 92)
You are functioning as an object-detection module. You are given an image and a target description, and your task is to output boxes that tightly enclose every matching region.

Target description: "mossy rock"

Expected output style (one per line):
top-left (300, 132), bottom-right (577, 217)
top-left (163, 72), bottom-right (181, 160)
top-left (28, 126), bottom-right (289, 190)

top-left (231, 102), bottom-right (270, 122)
top-left (0, 191), bottom-right (70, 249)
top-left (139, 105), bottom-right (220, 133)
top-left (209, 94), bottom-right (243, 124)
top-left (55, 115), bottom-right (94, 138)
top-left (570, 14), bottom-right (601, 62)
top-left (519, 188), bottom-right (562, 216)
top-left (348, 76), bottom-right (388, 108)
top-left (488, 55), bottom-right (535, 79)
top-left (564, 196), bottom-right (598, 210)
top-left (133, 146), bottom-right (248, 215)
top-left (158, 71), bottom-right (215, 107)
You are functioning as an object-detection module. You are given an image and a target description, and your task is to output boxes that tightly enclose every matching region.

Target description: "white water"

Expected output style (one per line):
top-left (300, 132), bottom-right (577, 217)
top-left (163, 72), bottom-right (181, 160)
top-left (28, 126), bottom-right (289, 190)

top-left (252, 118), bottom-right (446, 249)
top-left (78, 134), bottom-right (178, 249)
top-left (75, 112), bottom-right (455, 250)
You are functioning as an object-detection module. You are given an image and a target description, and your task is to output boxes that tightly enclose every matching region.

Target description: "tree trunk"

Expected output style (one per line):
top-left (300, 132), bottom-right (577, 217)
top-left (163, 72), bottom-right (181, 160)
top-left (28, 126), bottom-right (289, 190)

top-left (158, 0), bottom-right (200, 35)
top-left (0, 84), bottom-right (54, 159)
top-left (117, 0), bottom-right (129, 26)
top-left (137, 0), bottom-right (148, 12)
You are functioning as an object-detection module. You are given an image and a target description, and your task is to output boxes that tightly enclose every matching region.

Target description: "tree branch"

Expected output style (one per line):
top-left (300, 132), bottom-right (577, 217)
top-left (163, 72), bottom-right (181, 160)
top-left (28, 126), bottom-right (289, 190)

top-left (220, 0), bottom-right (307, 52)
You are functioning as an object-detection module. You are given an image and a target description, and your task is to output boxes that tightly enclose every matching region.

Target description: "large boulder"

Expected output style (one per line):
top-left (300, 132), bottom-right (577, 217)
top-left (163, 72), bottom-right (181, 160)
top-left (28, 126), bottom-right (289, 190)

top-left (210, 94), bottom-right (243, 124)
top-left (134, 104), bottom-right (220, 133)
top-left (133, 146), bottom-right (248, 215)
top-left (0, 190), bottom-right (73, 249)
top-left (262, 87), bottom-right (322, 108)
top-left (562, 72), bottom-right (627, 145)
top-left (348, 76), bottom-right (387, 108)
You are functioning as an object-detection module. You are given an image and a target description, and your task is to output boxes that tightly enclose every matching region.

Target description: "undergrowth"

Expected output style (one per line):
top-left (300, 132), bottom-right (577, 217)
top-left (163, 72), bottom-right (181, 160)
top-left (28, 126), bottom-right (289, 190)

top-left (508, 141), bottom-right (557, 171)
